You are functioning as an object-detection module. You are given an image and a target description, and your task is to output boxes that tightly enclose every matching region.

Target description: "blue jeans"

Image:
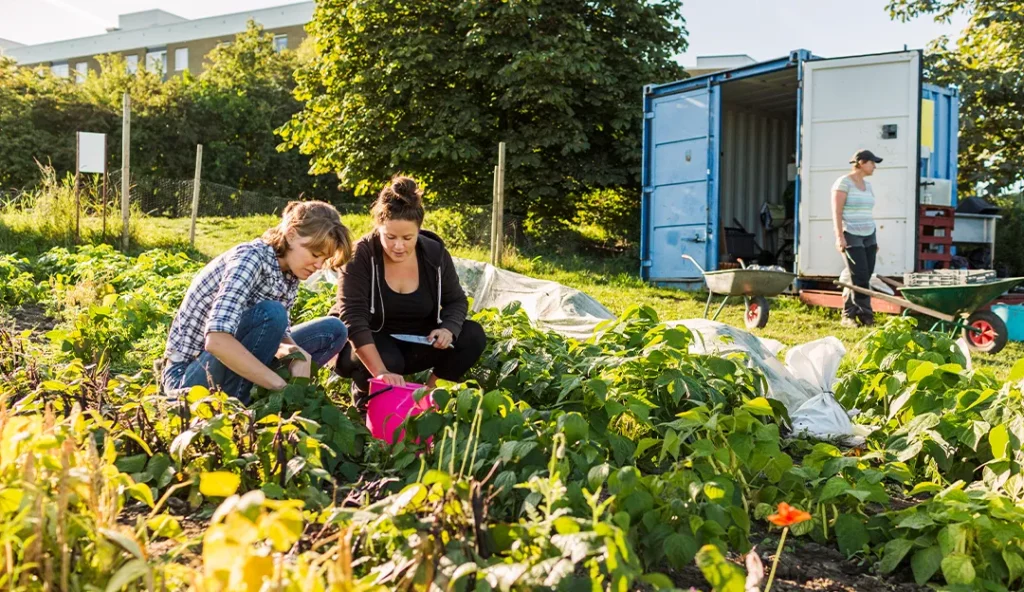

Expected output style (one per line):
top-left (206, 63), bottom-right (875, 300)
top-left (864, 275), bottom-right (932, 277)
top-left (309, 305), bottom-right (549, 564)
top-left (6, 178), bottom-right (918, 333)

top-left (163, 301), bottom-right (348, 404)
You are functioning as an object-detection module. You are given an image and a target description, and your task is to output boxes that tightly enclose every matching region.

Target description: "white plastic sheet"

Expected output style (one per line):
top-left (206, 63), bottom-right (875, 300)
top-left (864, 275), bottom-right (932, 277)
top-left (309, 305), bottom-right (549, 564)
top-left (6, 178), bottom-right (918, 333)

top-left (784, 338), bottom-right (863, 444)
top-left (670, 321), bottom-right (861, 444)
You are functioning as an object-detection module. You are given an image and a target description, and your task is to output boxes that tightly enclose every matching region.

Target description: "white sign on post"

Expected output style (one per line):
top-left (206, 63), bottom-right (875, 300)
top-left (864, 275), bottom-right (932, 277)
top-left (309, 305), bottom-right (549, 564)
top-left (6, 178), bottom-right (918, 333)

top-left (77, 132), bottom-right (106, 174)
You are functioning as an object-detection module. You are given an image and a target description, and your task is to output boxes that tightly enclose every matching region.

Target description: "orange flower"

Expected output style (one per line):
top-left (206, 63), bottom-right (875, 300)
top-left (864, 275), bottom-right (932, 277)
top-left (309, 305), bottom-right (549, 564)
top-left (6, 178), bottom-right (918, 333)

top-left (767, 502), bottom-right (811, 527)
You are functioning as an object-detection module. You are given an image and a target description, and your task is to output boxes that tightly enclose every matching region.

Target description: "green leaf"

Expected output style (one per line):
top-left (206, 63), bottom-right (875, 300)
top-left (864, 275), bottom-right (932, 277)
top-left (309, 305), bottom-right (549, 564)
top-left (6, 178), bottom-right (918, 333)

top-left (878, 538), bottom-right (915, 574)
top-left (100, 528), bottom-right (144, 560)
top-left (146, 515), bottom-right (183, 539)
top-left (742, 397), bottom-right (774, 416)
top-left (817, 476), bottom-right (851, 502)
top-left (907, 360), bottom-right (937, 383)
top-left (558, 412), bottom-right (589, 443)
top-left (661, 429), bottom-right (681, 462)
top-left (664, 532), bottom-right (698, 568)
top-left (1008, 358), bottom-right (1024, 383)
top-left (284, 457), bottom-right (307, 484)
top-left (634, 438), bottom-right (660, 460)
top-left (640, 573), bottom-right (675, 589)
top-left (117, 430), bottom-right (153, 457)
top-left (114, 453), bottom-right (148, 474)
top-left (126, 483), bottom-right (155, 508)
top-left (587, 464), bottom-right (610, 491)
top-left (941, 553), bottom-right (976, 585)
top-left (990, 423), bottom-right (1010, 460)
top-left (938, 524), bottom-right (966, 556)
top-left (1003, 549), bottom-right (1024, 586)
top-left (834, 514), bottom-right (869, 558)
top-left (911, 546), bottom-right (942, 585)
top-left (104, 558), bottom-right (149, 592)
top-left (908, 482), bottom-right (942, 496)
top-left (895, 512), bottom-right (935, 530)
top-left (695, 544), bottom-right (745, 592)
top-left (199, 471), bottom-right (241, 498)
top-left (415, 412), bottom-right (444, 437)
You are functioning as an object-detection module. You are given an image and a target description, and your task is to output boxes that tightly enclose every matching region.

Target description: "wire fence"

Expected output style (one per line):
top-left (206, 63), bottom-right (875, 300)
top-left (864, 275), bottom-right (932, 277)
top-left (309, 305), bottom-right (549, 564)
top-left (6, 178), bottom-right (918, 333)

top-left (108, 170), bottom-right (367, 219)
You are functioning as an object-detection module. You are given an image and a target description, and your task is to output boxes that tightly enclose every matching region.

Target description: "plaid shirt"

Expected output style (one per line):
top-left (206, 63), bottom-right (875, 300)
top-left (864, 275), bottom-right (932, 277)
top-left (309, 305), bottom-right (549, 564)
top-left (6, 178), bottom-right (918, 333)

top-left (164, 239), bottom-right (299, 363)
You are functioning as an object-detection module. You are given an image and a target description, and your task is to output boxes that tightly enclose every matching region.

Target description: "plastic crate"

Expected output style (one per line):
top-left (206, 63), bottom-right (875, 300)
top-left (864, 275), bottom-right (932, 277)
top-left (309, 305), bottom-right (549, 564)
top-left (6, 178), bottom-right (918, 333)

top-left (903, 269), bottom-right (996, 287)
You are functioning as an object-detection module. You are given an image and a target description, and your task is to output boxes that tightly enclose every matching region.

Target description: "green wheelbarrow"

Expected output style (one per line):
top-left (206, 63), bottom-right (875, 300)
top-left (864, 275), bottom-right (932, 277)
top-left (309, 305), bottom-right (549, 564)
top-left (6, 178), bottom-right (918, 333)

top-left (838, 277), bottom-right (1024, 354)
top-left (683, 255), bottom-right (797, 329)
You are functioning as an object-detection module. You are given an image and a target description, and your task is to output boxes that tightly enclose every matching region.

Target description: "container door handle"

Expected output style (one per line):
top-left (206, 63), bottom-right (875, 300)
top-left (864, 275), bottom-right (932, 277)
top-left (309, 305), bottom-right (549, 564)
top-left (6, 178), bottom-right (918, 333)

top-left (691, 233), bottom-right (706, 243)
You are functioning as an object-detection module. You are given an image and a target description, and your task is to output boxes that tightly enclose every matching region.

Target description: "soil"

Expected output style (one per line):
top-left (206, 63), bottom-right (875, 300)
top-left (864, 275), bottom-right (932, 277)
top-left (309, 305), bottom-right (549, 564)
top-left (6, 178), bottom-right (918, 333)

top-left (117, 502), bottom-right (205, 567)
top-left (5, 303), bottom-right (57, 335)
top-left (668, 533), bottom-right (930, 592)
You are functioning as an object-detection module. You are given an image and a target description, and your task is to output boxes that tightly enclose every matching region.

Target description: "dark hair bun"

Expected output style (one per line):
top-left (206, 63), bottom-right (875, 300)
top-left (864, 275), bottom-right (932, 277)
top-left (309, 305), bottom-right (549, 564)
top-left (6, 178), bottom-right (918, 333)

top-left (372, 175), bottom-right (426, 226)
top-left (388, 176), bottom-right (422, 206)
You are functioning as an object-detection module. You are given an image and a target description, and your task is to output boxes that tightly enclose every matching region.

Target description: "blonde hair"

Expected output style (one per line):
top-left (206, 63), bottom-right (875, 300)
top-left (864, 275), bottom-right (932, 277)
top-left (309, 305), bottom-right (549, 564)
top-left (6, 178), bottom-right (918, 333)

top-left (262, 201), bottom-right (353, 269)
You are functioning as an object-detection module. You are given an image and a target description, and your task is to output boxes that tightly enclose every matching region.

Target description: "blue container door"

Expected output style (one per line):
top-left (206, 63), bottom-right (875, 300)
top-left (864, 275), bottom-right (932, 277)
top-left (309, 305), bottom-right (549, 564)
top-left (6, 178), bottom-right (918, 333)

top-left (642, 85), bottom-right (720, 281)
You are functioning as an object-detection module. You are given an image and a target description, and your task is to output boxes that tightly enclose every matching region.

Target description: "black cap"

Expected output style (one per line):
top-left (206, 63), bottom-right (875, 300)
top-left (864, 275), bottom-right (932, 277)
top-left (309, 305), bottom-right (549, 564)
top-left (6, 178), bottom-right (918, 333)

top-left (850, 149), bottom-right (883, 164)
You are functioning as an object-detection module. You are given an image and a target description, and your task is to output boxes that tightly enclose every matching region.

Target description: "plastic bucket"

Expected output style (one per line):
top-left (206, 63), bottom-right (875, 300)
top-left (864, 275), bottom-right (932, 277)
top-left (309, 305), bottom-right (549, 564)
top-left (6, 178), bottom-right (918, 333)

top-left (365, 378), bottom-right (436, 444)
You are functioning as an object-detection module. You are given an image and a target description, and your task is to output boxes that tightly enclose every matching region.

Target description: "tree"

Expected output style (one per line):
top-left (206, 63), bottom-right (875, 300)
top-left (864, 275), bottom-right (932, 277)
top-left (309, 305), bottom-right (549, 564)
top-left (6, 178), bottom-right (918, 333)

top-left (0, 22), bottom-right (342, 205)
top-left (278, 0), bottom-right (687, 226)
top-left (887, 0), bottom-right (1024, 197)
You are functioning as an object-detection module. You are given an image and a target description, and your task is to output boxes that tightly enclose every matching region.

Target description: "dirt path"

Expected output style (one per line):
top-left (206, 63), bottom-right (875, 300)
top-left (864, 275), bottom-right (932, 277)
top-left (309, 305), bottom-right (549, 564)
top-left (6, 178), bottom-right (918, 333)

top-left (4, 303), bottom-right (57, 335)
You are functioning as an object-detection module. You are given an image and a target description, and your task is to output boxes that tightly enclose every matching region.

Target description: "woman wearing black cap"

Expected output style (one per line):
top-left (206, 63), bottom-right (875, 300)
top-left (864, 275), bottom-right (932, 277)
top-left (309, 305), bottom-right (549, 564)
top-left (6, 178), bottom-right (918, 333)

top-left (832, 149), bottom-right (883, 327)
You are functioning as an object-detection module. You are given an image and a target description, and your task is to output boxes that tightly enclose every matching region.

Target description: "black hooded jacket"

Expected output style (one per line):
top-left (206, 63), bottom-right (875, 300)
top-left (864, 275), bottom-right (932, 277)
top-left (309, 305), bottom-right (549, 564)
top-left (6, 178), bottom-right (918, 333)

top-left (329, 229), bottom-right (468, 348)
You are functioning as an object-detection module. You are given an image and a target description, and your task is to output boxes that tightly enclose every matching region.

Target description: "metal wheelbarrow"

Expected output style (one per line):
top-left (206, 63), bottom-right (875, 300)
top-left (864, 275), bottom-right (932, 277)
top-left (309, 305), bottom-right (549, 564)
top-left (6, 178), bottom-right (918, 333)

top-left (837, 277), bottom-right (1024, 354)
top-left (683, 255), bottom-right (797, 329)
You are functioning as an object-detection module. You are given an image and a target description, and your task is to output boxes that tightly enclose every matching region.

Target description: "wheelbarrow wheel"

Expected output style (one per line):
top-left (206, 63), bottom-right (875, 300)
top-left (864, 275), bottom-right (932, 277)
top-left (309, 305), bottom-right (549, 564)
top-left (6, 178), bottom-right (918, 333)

top-left (744, 296), bottom-right (770, 330)
top-left (962, 310), bottom-right (1008, 354)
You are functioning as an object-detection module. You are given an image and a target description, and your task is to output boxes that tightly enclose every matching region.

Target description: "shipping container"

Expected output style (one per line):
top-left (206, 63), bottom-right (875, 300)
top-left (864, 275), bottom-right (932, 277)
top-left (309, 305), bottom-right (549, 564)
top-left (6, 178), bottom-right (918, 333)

top-left (640, 49), bottom-right (961, 288)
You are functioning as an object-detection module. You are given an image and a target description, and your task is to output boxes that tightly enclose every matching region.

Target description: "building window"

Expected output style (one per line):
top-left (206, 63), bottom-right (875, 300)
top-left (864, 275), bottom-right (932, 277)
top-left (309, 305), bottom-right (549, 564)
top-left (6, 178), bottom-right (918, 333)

top-left (126, 54), bottom-right (139, 74)
top-left (146, 49), bottom-right (167, 74)
top-left (273, 34), bottom-right (287, 52)
top-left (50, 63), bottom-right (69, 78)
top-left (174, 47), bottom-right (188, 71)
top-left (75, 62), bottom-right (88, 83)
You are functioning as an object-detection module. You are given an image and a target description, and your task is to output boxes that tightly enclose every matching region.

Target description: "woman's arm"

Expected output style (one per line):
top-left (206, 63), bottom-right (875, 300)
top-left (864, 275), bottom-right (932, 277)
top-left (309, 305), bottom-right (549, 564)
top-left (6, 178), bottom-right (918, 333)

top-left (332, 242), bottom-right (376, 347)
top-left (354, 343), bottom-right (404, 386)
top-left (278, 335), bottom-right (312, 379)
top-left (831, 189), bottom-right (848, 252)
top-left (206, 332), bottom-right (287, 390)
top-left (437, 250), bottom-right (468, 338)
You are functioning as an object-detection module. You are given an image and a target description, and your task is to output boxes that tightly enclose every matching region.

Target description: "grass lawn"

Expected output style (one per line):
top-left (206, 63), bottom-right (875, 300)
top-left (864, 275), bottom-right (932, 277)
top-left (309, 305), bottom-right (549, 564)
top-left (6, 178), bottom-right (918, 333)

top-left (4, 211), bottom-right (1021, 378)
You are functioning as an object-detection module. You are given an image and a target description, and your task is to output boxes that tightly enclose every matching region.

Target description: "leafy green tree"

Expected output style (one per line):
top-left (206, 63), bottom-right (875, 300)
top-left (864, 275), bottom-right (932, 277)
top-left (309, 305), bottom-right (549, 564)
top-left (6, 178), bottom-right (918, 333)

top-left (189, 21), bottom-right (340, 198)
top-left (887, 0), bottom-right (1024, 197)
top-left (279, 0), bottom-right (687, 228)
top-left (0, 22), bottom-right (341, 204)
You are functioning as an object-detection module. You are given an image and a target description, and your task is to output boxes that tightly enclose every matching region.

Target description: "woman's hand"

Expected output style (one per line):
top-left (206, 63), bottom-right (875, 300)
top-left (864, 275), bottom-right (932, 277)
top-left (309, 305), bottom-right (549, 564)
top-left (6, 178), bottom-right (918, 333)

top-left (428, 328), bottom-right (454, 349)
top-left (278, 343), bottom-right (312, 379)
top-left (376, 372), bottom-right (406, 387)
top-left (288, 355), bottom-right (312, 379)
top-left (835, 235), bottom-right (848, 253)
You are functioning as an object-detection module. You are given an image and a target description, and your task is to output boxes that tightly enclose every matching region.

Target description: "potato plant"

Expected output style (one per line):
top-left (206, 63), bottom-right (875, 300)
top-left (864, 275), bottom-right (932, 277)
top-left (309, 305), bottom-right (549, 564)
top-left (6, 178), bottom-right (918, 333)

top-left (3, 245), bottom-right (1024, 590)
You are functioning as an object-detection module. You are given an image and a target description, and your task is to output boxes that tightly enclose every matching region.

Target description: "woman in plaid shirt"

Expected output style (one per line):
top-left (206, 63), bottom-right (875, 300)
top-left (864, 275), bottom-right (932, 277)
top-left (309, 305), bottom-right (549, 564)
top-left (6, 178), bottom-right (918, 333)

top-left (162, 201), bottom-right (353, 404)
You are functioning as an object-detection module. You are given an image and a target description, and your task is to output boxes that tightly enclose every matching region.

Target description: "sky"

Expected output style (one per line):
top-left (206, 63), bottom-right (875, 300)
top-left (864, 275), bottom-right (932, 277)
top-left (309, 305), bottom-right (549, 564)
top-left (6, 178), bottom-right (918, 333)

top-left (0, 0), bottom-right (970, 62)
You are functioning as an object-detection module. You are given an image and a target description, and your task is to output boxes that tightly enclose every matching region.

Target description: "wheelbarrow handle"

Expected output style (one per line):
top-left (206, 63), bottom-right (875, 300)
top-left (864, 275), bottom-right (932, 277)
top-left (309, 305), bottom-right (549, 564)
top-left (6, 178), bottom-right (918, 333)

top-left (681, 254), bottom-right (706, 274)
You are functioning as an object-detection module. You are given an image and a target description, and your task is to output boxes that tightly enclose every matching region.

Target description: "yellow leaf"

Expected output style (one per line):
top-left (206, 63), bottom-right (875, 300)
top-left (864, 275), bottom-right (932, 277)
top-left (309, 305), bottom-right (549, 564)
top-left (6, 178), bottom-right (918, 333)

top-left (235, 554), bottom-right (274, 592)
top-left (200, 471), bottom-right (241, 498)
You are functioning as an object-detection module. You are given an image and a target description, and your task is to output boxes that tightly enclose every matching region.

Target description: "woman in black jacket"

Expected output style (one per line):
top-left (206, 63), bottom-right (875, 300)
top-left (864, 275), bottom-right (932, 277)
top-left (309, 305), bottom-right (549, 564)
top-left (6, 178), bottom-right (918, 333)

top-left (331, 176), bottom-right (487, 409)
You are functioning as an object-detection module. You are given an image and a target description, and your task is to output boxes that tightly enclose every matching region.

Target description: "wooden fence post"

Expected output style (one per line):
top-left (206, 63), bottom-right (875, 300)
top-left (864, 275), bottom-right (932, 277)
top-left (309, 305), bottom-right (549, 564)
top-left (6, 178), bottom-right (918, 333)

top-left (120, 92), bottom-right (131, 251)
top-left (189, 144), bottom-right (203, 247)
top-left (490, 142), bottom-right (506, 267)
